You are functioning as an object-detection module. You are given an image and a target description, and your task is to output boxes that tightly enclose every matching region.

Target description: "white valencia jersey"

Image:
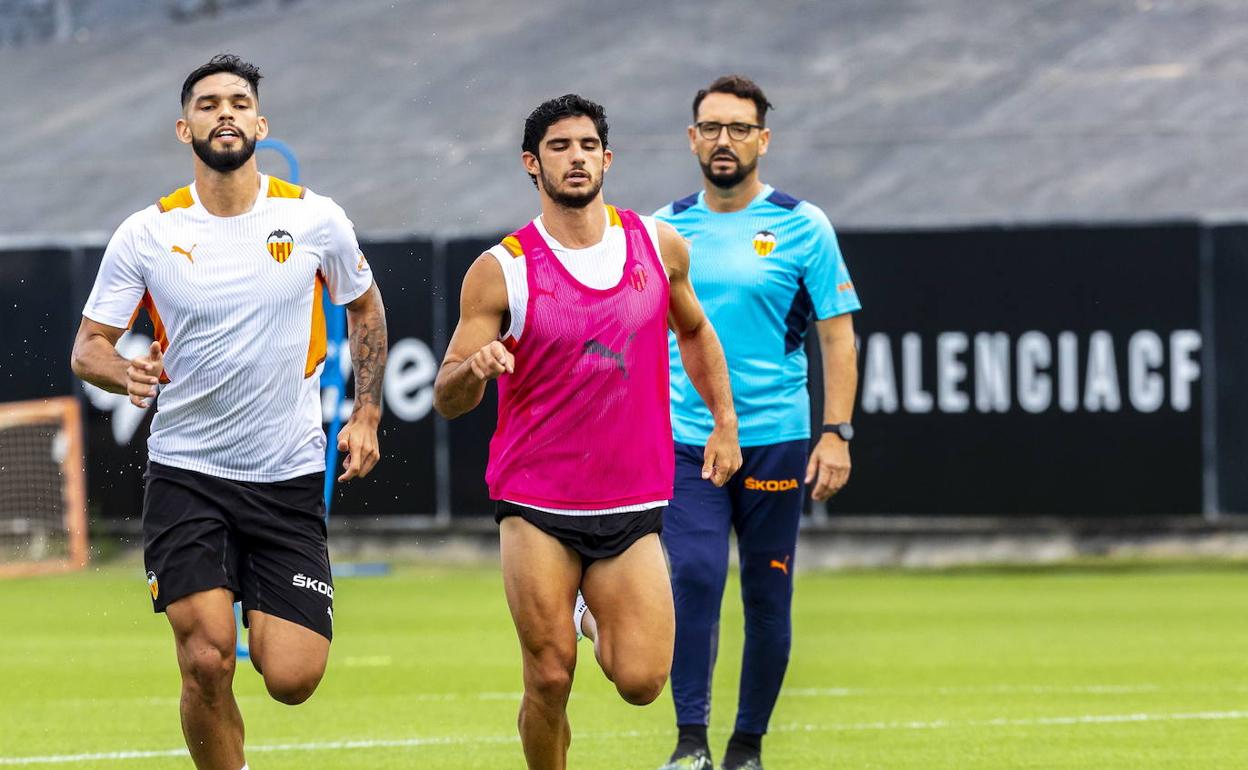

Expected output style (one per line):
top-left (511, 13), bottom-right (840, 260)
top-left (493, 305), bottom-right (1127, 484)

top-left (82, 175), bottom-right (373, 483)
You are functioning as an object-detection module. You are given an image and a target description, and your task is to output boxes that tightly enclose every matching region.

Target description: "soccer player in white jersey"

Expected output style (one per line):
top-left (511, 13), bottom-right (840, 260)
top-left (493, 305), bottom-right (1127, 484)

top-left (70, 55), bottom-right (388, 770)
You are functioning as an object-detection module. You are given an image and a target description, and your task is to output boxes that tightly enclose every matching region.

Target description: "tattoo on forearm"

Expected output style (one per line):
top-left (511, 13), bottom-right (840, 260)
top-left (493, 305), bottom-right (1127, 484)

top-left (349, 299), bottom-right (388, 412)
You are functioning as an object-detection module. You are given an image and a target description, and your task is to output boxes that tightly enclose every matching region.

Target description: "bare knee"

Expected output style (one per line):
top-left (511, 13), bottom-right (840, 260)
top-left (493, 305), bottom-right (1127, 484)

top-left (524, 647), bottom-right (575, 708)
top-left (246, 612), bottom-right (329, 705)
top-left (180, 642), bottom-right (235, 701)
top-left (611, 664), bottom-right (668, 706)
top-left (263, 666), bottom-right (324, 706)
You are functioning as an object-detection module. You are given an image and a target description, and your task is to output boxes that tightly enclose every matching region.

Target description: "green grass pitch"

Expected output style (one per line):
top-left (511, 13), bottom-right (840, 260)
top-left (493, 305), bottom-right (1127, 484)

top-left (2, 560), bottom-right (1247, 768)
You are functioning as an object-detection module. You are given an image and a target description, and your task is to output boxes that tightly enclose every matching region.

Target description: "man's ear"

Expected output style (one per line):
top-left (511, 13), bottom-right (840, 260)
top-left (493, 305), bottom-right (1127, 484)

top-left (175, 116), bottom-right (192, 146)
top-left (522, 152), bottom-right (542, 188)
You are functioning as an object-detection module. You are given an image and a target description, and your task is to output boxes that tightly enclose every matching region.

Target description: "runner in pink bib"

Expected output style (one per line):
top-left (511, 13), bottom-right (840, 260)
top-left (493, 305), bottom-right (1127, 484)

top-left (486, 206), bottom-right (674, 509)
top-left (435, 95), bottom-right (742, 770)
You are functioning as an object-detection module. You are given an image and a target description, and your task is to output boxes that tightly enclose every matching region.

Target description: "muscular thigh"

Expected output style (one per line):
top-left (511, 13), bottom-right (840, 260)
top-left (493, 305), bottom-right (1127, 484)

top-left (580, 533), bottom-right (675, 662)
top-left (499, 516), bottom-right (583, 658)
top-left (246, 609), bottom-right (330, 677)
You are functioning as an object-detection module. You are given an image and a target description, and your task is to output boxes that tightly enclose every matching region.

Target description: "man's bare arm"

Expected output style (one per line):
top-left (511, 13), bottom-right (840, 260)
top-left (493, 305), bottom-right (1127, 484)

top-left (71, 317), bottom-right (164, 408)
top-left (659, 222), bottom-right (741, 485)
top-left (433, 253), bottom-right (513, 420)
top-left (345, 282), bottom-right (388, 421)
top-left (336, 281), bottom-right (388, 482)
top-left (817, 314), bottom-right (857, 427)
top-left (71, 318), bottom-right (129, 394)
top-left (806, 312), bottom-right (858, 500)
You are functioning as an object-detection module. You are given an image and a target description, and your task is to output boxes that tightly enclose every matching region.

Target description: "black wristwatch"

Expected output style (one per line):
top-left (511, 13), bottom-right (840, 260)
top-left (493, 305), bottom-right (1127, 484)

top-left (822, 423), bottom-right (854, 442)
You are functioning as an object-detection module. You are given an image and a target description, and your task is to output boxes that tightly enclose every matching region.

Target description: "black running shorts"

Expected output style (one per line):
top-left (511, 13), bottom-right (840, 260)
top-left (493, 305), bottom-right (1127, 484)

top-left (495, 501), bottom-right (663, 567)
top-left (142, 461), bottom-right (334, 640)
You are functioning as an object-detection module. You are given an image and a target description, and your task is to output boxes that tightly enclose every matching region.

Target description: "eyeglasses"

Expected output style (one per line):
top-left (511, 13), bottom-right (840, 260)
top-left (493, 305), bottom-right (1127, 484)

top-left (695, 121), bottom-right (764, 141)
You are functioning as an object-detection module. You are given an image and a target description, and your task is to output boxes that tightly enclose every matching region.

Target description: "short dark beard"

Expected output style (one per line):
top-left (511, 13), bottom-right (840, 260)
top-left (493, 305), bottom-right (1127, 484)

top-left (541, 165), bottom-right (602, 209)
top-left (191, 131), bottom-right (257, 173)
top-left (700, 150), bottom-right (756, 190)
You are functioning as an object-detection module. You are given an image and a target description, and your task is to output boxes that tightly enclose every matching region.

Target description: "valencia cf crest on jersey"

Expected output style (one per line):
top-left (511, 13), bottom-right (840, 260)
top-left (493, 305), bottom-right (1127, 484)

top-left (752, 230), bottom-right (778, 257)
top-left (630, 264), bottom-right (648, 292)
top-left (266, 229), bottom-right (295, 263)
top-left (146, 570), bottom-right (159, 601)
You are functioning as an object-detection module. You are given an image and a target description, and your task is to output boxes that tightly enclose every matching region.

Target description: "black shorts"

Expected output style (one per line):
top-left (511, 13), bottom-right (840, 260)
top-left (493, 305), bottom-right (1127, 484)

top-left (495, 501), bottom-right (664, 567)
top-left (142, 461), bottom-right (334, 641)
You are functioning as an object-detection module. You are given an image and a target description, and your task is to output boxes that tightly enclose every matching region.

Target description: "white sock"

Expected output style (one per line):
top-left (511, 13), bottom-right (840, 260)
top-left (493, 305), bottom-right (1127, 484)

top-left (240, 765), bottom-right (248, 770)
top-left (573, 592), bottom-right (589, 640)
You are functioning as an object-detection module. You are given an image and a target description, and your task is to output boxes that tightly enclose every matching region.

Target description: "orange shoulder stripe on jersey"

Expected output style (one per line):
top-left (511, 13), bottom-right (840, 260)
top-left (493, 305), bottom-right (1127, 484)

top-left (268, 176), bottom-right (306, 200)
top-left (606, 205), bottom-right (622, 228)
top-left (128, 291), bottom-right (172, 384)
top-left (156, 187), bottom-right (194, 214)
top-left (500, 235), bottom-right (524, 258)
top-left (305, 273), bottom-right (327, 378)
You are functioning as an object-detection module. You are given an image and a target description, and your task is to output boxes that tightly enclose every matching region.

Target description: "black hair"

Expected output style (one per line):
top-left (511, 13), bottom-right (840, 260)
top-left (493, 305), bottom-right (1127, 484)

top-left (692, 74), bottom-right (774, 125)
top-left (180, 53), bottom-right (262, 107)
top-left (521, 94), bottom-right (609, 186)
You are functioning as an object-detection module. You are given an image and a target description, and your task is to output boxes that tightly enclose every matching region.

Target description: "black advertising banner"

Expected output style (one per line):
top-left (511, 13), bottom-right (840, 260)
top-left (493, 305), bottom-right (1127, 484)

top-left (442, 226), bottom-right (1207, 518)
top-left (444, 226), bottom-right (1206, 518)
top-left (1, 223), bottom-right (1225, 521)
top-left (827, 225), bottom-right (1204, 516)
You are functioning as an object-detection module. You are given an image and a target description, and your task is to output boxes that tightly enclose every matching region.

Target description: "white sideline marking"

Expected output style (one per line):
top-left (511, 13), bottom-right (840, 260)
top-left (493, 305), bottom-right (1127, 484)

top-left (774, 709), bottom-right (1248, 733)
top-left (3, 710), bottom-right (1247, 765)
top-left (48, 681), bottom-right (1223, 709)
top-left (786, 683), bottom-right (1166, 697)
top-left (343, 655), bottom-right (393, 667)
top-left (46, 691), bottom-right (523, 708)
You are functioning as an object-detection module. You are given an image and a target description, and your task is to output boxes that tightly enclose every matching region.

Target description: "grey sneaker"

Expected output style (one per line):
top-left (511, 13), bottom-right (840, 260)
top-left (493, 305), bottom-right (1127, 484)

top-left (659, 748), bottom-right (713, 770)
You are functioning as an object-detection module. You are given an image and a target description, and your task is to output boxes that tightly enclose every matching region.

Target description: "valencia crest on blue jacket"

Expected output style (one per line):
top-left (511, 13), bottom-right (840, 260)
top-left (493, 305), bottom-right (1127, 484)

top-left (752, 230), bottom-right (777, 256)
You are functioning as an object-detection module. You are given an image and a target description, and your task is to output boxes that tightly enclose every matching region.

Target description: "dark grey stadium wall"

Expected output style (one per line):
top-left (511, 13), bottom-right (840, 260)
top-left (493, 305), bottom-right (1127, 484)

top-left (1, 220), bottom-right (1235, 521)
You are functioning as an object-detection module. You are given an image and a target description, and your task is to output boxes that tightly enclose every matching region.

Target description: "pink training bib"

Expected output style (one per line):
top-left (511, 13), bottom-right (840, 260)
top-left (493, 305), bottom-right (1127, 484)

top-left (485, 206), bottom-right (675, 509)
